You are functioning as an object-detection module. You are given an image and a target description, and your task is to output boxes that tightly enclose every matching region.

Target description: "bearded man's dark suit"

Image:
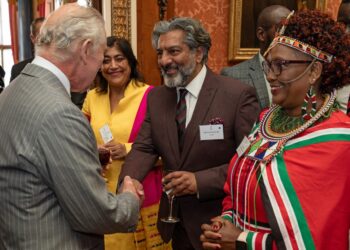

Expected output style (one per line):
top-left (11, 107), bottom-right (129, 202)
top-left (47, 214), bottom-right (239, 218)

top-left (119, 69), bottom-right (260, 249)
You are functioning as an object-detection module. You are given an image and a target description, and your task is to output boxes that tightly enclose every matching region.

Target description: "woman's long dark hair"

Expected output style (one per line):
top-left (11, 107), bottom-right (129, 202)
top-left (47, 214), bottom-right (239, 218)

top-left (96, 36), bottom-right (144, 94)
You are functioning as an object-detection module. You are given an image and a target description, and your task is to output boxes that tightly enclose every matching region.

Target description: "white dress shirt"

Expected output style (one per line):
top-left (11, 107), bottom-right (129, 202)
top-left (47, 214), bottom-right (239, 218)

top-left (177, 65), bottom-right (207, 127)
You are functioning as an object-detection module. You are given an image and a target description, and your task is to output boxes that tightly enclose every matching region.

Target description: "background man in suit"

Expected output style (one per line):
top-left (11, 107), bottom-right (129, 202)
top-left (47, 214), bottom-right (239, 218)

top-left (10, 17), bottom-right (45, 82)
top-left (0, 3), bottom-right (143, 249)
top-left (118, 17), bottom-right (259, 249)
top-left (337, 0), bottom-right (350, 115)
top-left (221, 5), bottom-right (290, 109)
top-left (0, 65), bottom-right (4, 93)
top-left (10, 16), bottom-right (87, 108)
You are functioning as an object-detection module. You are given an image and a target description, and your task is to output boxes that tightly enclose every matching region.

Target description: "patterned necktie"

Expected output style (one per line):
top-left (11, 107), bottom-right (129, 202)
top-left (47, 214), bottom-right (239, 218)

top-left (347, 94), bottom-right (350, 117)
top-left (176, 89), bottom-right (188, 149)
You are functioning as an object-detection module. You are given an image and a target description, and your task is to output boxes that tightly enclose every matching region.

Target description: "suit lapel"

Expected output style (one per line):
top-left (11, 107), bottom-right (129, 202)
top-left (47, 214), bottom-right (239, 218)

top-left (180, 70), bottom-right (217, 165)
top-left (164, 87), bottom-right (181, 162)
top-left (248, 54), bottom-right (270, 108)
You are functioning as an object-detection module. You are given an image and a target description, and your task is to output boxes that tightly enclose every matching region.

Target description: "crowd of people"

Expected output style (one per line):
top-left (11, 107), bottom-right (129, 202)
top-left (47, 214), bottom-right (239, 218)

top-left (0, 2), bottom-right (349, 250)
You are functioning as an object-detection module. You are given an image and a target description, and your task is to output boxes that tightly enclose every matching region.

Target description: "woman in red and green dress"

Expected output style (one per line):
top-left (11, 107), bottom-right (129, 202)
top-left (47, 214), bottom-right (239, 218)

top-left (83, 37), bottom-right (170, 250)
top-left (200, 10), bottom-right (350, 250)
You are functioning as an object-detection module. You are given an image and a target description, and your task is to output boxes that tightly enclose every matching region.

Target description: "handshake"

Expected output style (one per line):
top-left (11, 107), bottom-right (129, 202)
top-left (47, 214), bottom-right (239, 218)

top-left (119, 176), bottom-right (145, 205)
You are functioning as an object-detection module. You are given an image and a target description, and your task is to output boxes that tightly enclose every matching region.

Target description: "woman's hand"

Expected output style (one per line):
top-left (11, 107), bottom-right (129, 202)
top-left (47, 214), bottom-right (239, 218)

top-left (104, 139), bottom-right (127, 160)
top-left (200, 216), bottom-right (242, 250)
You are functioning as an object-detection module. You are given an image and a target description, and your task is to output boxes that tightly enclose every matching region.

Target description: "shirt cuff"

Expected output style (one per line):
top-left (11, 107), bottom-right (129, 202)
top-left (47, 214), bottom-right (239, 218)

top-left (237, 231), bottom-right (248, 243)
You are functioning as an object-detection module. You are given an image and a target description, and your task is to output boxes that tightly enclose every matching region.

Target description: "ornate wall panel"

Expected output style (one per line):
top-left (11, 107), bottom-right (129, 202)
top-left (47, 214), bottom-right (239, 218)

top-left (111, 0), bottom-right (131, 40)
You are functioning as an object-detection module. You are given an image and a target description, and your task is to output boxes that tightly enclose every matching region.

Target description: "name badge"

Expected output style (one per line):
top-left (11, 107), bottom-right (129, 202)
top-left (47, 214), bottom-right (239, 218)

top-left (199, 124), bottom-right (224, 140)
top-left (236, 136), bottom-right (250, 157)
top-left (99, 124), bottom-right (113, 144)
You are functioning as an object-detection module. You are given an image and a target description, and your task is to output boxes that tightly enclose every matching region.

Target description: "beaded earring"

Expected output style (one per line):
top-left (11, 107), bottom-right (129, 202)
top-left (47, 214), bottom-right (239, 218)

top-left (301, 85), bottom-right (316, 121)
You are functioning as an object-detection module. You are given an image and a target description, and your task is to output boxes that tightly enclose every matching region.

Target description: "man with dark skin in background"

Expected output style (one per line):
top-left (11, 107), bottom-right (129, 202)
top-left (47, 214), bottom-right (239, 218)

top-left (221, 5), bottom-right (290, 109)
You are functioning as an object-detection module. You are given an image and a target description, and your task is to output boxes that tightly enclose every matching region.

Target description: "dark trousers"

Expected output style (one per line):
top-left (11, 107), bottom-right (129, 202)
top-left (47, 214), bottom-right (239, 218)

top-left (172, 222), bottom-right (196, 250)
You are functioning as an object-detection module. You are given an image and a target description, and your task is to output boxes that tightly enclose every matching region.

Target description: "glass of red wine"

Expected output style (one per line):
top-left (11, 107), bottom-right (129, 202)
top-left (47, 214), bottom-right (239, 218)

top-left (98, 147), bottom-right (110, 182)
top-left (161, 169), bottom-right (180, 223)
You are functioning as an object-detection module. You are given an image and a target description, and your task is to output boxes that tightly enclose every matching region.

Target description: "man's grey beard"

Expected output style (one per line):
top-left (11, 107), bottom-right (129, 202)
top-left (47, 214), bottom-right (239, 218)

top-left (161, 58), bottom-right (197, 88)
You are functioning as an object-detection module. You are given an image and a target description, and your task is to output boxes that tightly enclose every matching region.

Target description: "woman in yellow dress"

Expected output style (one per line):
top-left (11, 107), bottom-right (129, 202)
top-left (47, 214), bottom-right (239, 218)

top-left (83, 37), bottom-right (169, 250)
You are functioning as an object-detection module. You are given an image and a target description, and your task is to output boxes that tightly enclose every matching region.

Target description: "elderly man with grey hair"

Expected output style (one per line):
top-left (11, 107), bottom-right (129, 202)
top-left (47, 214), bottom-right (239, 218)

top-left (0, 3), bottom-right (143, 250)
top-left (118, 17), bottom-right (259, 249)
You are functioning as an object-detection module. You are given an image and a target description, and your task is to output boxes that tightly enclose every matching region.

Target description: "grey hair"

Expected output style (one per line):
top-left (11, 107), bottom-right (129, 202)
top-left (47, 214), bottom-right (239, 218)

top-left (151, 17), bottom-right (211, 64)
top-left (36, 5), bottom-right (105, 61)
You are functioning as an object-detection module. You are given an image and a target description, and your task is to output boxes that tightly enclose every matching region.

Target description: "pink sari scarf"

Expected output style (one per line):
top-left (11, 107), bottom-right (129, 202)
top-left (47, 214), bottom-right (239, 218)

top-left (128, 86), bottom-right (162, 207)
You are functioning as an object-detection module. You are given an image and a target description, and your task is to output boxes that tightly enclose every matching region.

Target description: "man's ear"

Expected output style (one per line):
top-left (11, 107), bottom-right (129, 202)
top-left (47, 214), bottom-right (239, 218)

top-left (30, 34), bottom-right (36, 44)
top-left (256, 27), bottom-right (266, 43)
top-left (80, 39), bottom-right (93, 65)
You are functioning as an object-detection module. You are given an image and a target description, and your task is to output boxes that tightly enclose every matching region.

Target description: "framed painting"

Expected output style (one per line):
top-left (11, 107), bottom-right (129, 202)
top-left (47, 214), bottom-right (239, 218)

top-left (228, 0), bottom-right (327, 62)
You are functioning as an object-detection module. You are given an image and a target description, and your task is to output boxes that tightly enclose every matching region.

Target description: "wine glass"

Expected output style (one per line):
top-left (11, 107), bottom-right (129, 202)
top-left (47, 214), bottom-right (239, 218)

top-left (161, 169), bottom-right (180, 223)
top-left (98, 147), bottom-right (110, 182)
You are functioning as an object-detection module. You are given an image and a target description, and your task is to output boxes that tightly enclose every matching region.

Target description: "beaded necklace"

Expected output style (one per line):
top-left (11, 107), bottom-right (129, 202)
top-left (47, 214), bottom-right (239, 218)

top-left (245, 91), bottom-right (336, 163)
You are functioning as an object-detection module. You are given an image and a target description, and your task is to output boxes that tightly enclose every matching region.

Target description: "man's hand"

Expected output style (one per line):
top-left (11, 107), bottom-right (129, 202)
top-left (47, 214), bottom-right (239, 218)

top-left (200, 216), bottom-right (242, 250)
top-left (162, 171), bottom-right (197, 196)
top-left (104, 139), bottom-right (127, 160)
top-left (120, 176), bottom-right (144, 206)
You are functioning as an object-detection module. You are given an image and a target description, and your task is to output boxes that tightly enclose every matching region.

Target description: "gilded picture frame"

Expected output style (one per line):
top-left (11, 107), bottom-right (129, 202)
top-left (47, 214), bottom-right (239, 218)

top-left (228, 0), bottom-right (327, 63)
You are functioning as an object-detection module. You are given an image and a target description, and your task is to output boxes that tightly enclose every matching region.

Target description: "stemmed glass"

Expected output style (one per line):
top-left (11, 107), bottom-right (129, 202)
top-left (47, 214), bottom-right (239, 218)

top-left (161, 169), bottom-right (180, 223)
top-left (98, 147), bottom-right (110, 182)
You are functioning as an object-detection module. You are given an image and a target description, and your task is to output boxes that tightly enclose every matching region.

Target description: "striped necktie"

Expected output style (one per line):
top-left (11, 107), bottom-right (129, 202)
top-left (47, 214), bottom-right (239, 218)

top-left (176, 89), bottom-right (188, 149)
top-left (347, 94), bottom-right (350, 116)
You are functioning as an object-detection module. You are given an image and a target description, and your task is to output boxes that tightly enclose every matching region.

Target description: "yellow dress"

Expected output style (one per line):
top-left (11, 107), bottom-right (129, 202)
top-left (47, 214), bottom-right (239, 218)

top-left (82, 80), bottom-right (171, 250)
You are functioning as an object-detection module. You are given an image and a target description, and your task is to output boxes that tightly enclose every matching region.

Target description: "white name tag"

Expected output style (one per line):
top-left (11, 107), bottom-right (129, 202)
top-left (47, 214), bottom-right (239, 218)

top-left (199, 124), bottom-right (224, 140)
top-left (236, 136), bottom-right (250, 157)
top-left (99, 124), bottom-right (113, 144)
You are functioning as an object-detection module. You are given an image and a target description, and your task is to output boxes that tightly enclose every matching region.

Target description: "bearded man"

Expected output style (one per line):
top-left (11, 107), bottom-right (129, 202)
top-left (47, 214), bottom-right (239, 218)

top-left (118, 17), bottom-right (259, 250)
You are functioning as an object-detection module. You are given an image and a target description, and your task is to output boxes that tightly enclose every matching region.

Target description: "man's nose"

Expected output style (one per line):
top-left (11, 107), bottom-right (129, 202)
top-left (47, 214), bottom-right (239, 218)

top-left (159, 52), bottom-right (172, 66)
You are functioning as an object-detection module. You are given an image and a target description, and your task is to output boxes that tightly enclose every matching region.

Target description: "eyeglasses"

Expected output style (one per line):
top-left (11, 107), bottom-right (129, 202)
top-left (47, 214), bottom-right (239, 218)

top-left (262, 59), bottom-right (313, 76)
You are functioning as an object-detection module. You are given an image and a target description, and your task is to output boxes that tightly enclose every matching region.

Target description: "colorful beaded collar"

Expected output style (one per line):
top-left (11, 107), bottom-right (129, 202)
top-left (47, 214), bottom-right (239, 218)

top-left (245, 91), bottom-right (336, 163)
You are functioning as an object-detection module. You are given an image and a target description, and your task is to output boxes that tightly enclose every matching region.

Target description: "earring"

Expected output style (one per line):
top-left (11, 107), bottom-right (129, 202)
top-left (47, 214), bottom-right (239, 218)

top-left (301, 85), bottom-right (316, 121)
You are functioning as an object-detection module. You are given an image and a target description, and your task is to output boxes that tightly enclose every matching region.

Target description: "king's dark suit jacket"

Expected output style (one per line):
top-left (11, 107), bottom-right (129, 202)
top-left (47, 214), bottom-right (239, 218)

top-left (119, 69), bottom-right (260, 249)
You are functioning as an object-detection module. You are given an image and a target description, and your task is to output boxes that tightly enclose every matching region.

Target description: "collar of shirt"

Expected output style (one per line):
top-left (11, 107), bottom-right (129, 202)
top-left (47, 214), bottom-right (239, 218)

top-left (258, 51), bottom-right (272, 102)
top-left (177, 64), bottom-right (207, 100)
top-left (176, 65), bottom-right (207, 127)
top-left (32, 56), bottom-right (71, 96)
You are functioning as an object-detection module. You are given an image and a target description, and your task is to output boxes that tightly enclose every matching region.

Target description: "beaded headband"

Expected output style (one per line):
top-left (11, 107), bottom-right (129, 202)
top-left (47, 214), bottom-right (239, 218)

top-left (264, 11), bottom-right (334, 63)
